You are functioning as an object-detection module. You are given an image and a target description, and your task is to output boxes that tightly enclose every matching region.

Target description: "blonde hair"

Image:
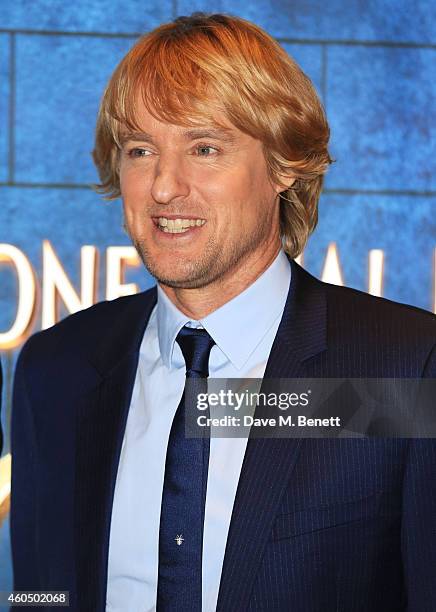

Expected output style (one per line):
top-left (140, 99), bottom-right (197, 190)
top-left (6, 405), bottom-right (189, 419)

top-left (93, 12), bottom-right (333, 257)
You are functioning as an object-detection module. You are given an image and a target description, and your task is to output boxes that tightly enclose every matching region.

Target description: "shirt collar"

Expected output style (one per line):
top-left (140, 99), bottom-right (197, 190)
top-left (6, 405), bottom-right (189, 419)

top-left (157, 249), bottom-right (291, 371)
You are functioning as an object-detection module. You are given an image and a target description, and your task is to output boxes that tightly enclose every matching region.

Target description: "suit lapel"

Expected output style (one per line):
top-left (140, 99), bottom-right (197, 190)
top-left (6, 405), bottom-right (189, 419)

top-left (74, 287), bottom-right (157, 611)
top-left (216, 259), bottom-right (327, 610)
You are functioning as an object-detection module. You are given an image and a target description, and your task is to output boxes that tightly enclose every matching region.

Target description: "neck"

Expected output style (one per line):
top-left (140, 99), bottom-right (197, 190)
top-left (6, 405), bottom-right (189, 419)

top-left (158, 241), bottom-right (282, 320)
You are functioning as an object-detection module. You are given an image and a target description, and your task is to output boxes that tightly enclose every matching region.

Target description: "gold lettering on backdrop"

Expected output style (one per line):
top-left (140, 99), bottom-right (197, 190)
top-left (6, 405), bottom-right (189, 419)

top-left (106, 246), bottom-right (141, 300)
top-left (1, 241), bottom-right (435, 349)
top-left (0, 244), bottom-right (37, 349)
top-left (368, 249), bottom-right (384, 297)
top-left (321, 242), bottom-right (344, 286)
top-left (42, 240), bottom-right (99, 329)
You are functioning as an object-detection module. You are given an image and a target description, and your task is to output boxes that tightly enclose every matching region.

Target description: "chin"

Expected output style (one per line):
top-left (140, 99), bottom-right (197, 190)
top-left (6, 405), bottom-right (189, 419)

top-left (158, 278), bottom-right (200, 289)
top-left (137, 241), bottom-right (220, 288)
top-left (145, 261), bottom-right (200, 287)
top-left (155, 268), bottom-right (208, 288)
top-left (155, 267), bottom-right (215, 290)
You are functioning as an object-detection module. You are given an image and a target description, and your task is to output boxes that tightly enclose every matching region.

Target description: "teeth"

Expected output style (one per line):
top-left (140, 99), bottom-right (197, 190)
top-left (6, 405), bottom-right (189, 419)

top-left (162, 227), bottom-right (188, 233)
top-left (157, 217), bottom-right (206, 233)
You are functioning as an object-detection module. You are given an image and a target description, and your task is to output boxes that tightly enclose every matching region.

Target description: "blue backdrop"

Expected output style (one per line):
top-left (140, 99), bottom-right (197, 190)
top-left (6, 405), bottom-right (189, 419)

top-left (0, 0), bottom-right (435, 599)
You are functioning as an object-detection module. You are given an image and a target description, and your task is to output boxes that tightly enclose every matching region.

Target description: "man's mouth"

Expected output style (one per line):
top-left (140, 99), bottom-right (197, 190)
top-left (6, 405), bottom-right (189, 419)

top-left (153, 217), bottom-right (206, 234)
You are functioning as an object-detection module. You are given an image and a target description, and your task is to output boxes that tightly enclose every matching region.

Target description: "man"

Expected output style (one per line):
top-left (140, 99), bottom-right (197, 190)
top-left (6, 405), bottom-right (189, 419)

top-left (10, 12), bottom-right (436, 612)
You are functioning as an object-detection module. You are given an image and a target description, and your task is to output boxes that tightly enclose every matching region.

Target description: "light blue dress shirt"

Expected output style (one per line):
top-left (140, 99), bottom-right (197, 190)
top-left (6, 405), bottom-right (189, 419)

top-left (106, 249), bottom-right (292, 612)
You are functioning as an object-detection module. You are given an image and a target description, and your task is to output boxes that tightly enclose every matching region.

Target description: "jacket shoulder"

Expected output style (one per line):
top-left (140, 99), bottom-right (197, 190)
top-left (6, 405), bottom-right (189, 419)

top-left (319, 278), bottom-right (436, 375)
top-left (324, 280), bottom-right (436, 335)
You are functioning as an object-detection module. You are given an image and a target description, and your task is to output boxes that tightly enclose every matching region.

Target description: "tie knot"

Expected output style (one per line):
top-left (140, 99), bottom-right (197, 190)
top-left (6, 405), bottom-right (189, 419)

top-left (176, 326), bottom-right (215, 378)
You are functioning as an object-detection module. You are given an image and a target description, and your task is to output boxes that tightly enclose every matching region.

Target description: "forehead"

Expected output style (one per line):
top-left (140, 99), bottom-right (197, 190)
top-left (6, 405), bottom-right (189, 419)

top-left (119, 94), bottom-right (242, 142)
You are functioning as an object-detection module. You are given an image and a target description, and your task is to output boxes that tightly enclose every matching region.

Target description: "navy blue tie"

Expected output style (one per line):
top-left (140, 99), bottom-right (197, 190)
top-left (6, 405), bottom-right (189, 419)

top-left (157, 326), bottom-right (215, 611)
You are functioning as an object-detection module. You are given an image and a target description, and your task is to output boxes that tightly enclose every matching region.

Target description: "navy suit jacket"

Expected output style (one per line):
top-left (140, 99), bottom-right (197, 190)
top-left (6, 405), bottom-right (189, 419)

top-left (10, 258), bottom-right (436, 611)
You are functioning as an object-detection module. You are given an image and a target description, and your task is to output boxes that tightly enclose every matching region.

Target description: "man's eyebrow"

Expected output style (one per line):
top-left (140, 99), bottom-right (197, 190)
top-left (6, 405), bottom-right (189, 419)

top-left (183, 128), bottom-right (237, 143)
top-left (120, 127), bottom-right (237, 145)
top-left (119, 132), bottom-right (153, 145)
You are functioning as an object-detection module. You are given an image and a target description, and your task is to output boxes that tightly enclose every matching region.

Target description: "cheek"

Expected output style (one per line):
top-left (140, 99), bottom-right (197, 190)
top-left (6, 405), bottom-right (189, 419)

top-left (120, 163), bottom-right (145, 196)
top-left (198, 170), bottom-right (253, 220)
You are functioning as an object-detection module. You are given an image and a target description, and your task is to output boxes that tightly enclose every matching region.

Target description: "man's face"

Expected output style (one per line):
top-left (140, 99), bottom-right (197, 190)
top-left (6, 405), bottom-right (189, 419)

top-left (119, 100), bottom-right (287, 290)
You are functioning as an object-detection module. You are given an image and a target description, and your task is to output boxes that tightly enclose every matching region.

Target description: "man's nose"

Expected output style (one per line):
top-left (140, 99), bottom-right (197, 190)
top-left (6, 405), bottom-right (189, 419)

top-left (150, 154), bottom-right (190, 205)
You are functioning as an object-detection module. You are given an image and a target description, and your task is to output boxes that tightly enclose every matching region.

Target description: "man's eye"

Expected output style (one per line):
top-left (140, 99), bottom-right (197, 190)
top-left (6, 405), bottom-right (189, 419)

top-left (127, 148), bottom-right (150, 158)
top-left (196, 145), bottom-right (219, 157)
